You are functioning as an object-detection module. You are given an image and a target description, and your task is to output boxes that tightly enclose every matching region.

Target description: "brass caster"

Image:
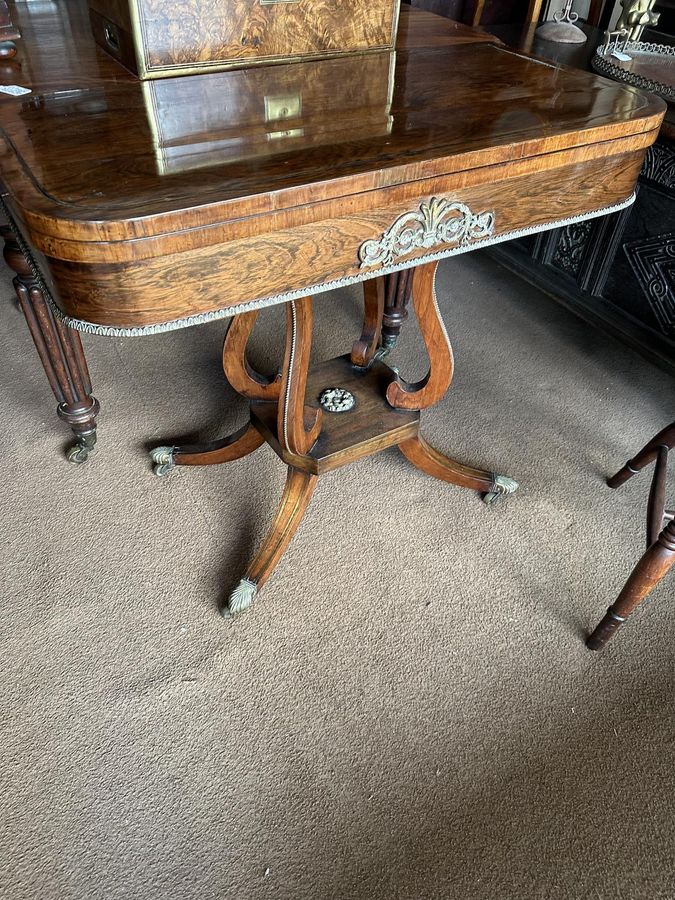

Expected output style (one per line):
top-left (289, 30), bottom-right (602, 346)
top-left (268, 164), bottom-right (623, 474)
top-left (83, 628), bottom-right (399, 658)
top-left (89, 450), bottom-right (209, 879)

top-left (483, 474), bottom-right (519, 506)
top-left (353, 345), bottom-right (390, 374)
top-left (223, 578), bottom-right (257, 619)
top-left (150, 445), bottom-right (176, 477)
top-left (66, 442), bottom-right (95, 464)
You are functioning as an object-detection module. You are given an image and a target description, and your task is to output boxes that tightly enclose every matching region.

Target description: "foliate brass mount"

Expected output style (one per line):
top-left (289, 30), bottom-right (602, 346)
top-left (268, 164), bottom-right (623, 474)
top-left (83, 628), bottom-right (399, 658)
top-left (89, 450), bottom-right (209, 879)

top-left (358, 197), bottom-right (495, 269)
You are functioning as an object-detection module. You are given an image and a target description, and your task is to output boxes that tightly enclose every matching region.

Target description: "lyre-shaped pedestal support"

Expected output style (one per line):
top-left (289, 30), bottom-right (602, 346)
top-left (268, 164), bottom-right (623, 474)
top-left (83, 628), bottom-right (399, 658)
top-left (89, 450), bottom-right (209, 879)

top-left (383, 262), bottom-right (518, 503)
top-left (278, 298), bottom-right (323, 458)
top-left (351, 277), bottom-right (385, 368)
top-left (151, 261), bottom-right (518, 618)
top-left (386, 262), bottom-right (455, 409)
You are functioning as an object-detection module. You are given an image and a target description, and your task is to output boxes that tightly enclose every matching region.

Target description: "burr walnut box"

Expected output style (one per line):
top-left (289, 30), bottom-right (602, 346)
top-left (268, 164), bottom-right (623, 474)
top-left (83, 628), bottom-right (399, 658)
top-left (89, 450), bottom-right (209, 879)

top-left (89, 0), bottom-right (401, 79)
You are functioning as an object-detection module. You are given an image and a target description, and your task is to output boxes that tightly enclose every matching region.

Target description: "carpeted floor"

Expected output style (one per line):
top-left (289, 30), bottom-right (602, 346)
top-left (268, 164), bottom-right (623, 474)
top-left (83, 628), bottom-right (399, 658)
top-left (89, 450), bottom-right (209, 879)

top-left (1, 251), bottom-right (674, 900)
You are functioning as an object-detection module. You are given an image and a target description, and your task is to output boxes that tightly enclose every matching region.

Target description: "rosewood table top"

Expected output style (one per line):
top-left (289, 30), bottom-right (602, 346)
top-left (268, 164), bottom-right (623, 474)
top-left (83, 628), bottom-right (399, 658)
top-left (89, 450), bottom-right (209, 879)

top-left (0, 0), bottom-right (665, 334)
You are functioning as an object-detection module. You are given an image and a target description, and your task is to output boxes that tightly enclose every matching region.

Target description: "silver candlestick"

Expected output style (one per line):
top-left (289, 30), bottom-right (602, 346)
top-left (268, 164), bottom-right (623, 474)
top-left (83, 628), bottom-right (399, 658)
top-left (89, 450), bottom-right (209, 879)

top-left (537, 0), bottom-right (588, 43)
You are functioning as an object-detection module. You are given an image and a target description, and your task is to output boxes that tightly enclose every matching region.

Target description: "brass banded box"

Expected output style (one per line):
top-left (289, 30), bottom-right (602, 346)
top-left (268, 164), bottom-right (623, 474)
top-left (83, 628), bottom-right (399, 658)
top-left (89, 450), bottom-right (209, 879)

top-left (89, 0), bottom-right (401, 79)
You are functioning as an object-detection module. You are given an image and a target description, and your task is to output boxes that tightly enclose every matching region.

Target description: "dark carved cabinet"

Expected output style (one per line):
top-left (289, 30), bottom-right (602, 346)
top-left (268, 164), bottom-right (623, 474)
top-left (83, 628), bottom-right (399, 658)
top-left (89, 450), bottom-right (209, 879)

top-left (482, 20), bottom-right (675, 376)
top-left (608, 146), bottom-right (675, 342)
top-left (492, 138), bottom-right (675, 376)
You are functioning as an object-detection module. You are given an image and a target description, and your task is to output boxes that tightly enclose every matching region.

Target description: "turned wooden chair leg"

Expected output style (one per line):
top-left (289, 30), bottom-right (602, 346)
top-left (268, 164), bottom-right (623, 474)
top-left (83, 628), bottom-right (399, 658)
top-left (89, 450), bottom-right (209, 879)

top-left (225, 466), bottom-right (318, 617)
top-left (2, 225), bottom-right (99, 462)
top-left (608, 422), bottom-right (675, 489)
top-left (587, 519), bottom-right (675, 650)
top-left (647, 445), bottom-right (669, 547)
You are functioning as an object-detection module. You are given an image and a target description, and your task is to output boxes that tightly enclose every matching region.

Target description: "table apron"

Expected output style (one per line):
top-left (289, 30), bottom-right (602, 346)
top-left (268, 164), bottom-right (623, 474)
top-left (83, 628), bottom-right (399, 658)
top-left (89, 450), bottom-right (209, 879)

top-left (13, 144), bottom-right (646, 335)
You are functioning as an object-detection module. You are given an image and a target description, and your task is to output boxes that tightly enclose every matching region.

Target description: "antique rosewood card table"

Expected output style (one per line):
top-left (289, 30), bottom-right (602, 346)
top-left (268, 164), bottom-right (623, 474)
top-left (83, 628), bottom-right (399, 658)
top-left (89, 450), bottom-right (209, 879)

top-left (0, 1), bottom-right (665, 616)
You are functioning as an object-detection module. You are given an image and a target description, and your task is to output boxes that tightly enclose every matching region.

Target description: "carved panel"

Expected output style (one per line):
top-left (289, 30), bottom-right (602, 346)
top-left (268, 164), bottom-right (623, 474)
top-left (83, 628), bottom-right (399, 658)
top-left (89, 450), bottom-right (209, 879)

top-left (641, 142), bottom-right (675, 191)
top-left (624, 232), bottom-right (675, 335)
top-left (551, 219), bottom-right (593, 277)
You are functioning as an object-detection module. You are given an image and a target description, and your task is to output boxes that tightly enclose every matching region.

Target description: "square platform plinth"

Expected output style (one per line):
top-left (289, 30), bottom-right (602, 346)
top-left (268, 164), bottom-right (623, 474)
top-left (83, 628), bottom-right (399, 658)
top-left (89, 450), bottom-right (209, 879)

top-left (250, 354), bottom-right (420, 474)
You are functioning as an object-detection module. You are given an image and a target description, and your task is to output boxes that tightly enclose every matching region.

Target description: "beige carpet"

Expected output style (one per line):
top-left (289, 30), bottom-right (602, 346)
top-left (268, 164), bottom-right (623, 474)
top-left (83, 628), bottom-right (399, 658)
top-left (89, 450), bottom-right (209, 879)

top-left (1, 252), bottom-right (673, 900)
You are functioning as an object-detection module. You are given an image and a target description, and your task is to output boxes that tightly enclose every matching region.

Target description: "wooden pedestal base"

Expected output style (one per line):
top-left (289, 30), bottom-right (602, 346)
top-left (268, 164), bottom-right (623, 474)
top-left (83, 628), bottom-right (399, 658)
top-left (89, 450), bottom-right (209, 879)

top-left (251, 354), bottom-right (420, 474)
top-left (151, 262), bottom-right (518, 618)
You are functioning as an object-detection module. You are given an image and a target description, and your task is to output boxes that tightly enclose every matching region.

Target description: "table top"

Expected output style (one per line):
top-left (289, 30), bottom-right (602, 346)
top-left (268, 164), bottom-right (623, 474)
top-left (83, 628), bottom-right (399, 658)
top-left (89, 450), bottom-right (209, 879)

top-left (491, 22), bottom-right (675, 134)
top-left (0, 1), bottom-right (664, 248)
top-left (0, 1), bottom-right (666, 334)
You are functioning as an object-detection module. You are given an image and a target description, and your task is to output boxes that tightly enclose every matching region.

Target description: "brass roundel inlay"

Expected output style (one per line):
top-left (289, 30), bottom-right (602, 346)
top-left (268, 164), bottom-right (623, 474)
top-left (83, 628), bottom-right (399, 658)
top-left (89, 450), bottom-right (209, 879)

top-left (319, 387), bottom-right (356, 412)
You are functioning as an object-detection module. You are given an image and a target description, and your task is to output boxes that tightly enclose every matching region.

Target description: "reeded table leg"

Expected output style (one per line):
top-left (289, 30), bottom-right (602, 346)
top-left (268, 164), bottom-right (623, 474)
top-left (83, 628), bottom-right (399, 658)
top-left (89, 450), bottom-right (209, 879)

top-left (382, 269), bottom-right (412, 351)
top-left (587, 519), bottom-right (675, 650)
top-left (2, 225), bottom-right (99, 462)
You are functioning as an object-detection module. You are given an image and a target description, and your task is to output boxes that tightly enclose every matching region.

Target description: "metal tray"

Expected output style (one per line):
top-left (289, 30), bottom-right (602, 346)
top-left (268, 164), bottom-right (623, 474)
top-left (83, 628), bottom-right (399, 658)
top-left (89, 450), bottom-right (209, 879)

top-left (593, 40), bottom-right (675, 102)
